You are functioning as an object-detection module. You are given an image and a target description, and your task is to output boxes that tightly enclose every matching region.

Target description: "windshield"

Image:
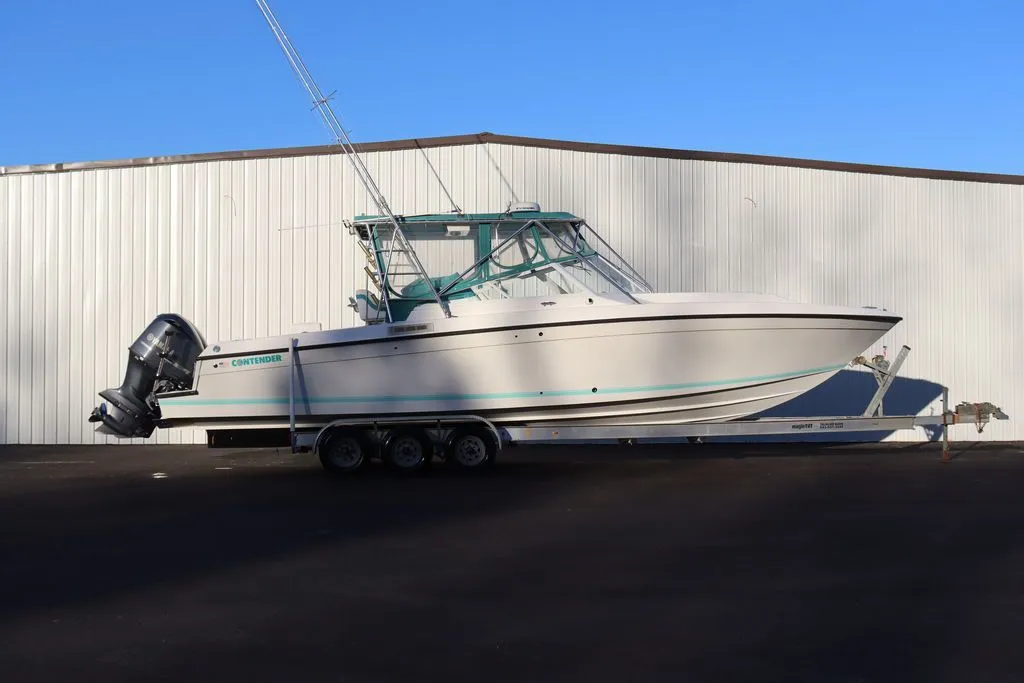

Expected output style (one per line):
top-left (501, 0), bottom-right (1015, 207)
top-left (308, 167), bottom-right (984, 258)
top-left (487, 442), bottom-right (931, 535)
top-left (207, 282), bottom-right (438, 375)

top-left (479, 220), bottom-right (650, 300)
top-left (357, 216), bottom-right (652, 308)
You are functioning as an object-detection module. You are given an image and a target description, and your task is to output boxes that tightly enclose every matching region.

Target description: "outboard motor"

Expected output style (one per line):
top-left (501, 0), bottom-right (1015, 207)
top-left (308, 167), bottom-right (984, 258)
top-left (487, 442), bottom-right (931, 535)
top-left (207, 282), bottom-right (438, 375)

top-left (89, 314), bottom-right (206, 438)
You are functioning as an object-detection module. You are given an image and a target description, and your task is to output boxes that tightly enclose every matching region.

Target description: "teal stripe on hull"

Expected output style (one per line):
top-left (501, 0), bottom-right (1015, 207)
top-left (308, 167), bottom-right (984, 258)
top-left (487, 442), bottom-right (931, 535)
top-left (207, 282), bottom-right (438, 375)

top-left (158, 364), bottom-right (846, 407)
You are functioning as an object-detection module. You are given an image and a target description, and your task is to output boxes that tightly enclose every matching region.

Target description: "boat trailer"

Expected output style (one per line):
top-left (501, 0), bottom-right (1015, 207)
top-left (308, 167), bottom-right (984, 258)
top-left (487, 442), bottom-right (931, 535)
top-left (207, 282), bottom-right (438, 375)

top-left (271, 342), bottom-right (1009, 474)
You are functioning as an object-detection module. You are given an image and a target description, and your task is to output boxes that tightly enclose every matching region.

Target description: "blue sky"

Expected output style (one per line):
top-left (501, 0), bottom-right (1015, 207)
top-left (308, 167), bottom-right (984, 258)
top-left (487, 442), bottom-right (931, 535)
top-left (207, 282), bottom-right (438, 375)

top-left (1, 0), bottom-right (1021, 173)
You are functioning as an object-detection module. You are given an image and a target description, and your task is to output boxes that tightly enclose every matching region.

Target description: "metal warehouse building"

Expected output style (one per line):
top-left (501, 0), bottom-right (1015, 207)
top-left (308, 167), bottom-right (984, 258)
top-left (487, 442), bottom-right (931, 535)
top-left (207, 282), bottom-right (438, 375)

top-left (1, 132), bottom-right (1020, 445)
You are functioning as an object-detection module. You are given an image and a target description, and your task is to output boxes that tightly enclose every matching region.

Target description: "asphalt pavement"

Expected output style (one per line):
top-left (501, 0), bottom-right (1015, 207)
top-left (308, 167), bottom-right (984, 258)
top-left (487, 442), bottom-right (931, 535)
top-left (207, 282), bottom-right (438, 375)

top-left (0, 441), bottom-right (1022, 682)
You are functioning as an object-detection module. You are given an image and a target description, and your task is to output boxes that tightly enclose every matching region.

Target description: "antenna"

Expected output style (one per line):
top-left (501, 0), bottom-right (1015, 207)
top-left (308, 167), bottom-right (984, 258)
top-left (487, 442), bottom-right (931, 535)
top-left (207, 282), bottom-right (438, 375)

top-left (414, 139), bottom-right (462, 215)
top-left (254, 0), bottom-right (452, 320)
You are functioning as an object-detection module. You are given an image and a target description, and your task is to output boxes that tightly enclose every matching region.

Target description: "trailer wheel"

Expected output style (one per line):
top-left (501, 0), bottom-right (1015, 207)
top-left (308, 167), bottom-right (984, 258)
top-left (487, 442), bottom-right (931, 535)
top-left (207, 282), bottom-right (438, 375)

top-left (318, 428), bottom-right (372, 475)
top-left (381, 427), bottom-right (432, 474)
top-left (445, 425), bottom-right (498, 471)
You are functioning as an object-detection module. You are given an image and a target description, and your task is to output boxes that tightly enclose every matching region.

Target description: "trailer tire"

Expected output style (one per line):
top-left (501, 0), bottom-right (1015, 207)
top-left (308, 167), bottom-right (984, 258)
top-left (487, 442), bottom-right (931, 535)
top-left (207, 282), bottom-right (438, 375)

top-left (444, 425), bottom-right (498, 471)
top-left (381, 427), bottom-right (432, 474)
top-left (318, 427), bottom-right (372, 475)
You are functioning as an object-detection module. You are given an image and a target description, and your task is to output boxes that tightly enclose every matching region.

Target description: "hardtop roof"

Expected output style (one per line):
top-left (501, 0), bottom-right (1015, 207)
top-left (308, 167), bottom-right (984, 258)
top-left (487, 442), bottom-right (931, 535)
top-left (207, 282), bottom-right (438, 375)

top-left (351, 211), bottom-right (581, 224)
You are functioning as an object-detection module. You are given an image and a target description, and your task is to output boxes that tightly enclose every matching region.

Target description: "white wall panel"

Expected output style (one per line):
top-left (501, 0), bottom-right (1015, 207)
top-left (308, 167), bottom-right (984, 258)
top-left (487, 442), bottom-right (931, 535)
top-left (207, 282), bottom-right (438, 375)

top-left (1, 140), bottom-right (1021, 444)
top-left (0, 176), bottom-right (7, 443)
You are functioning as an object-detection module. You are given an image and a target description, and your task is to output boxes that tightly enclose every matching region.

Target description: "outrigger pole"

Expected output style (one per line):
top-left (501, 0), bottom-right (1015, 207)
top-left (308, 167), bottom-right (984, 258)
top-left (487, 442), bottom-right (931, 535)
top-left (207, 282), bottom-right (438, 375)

top-left (254, 0), bottom-right (452, 320)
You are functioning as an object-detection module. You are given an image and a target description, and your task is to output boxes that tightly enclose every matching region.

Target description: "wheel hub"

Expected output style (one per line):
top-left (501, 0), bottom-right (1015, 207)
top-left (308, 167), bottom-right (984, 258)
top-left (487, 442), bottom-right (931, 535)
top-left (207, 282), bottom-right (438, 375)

top-left (326, 437), bottom-right (363, 469)
top-left (392, 437), bottom-right (424, 468)
top-left (454, 435), bottom-right (487, 467)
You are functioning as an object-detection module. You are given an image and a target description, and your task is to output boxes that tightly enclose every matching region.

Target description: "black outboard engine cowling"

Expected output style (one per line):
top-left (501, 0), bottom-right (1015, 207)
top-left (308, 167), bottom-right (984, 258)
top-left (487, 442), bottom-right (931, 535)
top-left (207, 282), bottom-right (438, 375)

top-left (89, 314), bottom-right (206, 438)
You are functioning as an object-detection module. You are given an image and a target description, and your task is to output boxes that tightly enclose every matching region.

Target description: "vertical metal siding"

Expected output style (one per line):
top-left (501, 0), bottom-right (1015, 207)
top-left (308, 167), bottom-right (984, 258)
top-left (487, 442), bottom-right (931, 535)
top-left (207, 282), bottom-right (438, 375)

top-left (0, 176), bottom-right (7, 443)
top-left (1, 142), bottom-right (1020, 444)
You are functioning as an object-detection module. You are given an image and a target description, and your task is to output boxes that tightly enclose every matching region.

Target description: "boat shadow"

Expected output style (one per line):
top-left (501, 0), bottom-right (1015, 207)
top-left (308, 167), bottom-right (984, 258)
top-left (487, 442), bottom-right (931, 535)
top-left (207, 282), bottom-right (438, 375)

top-left (701, 369), bottom-right (946, 444)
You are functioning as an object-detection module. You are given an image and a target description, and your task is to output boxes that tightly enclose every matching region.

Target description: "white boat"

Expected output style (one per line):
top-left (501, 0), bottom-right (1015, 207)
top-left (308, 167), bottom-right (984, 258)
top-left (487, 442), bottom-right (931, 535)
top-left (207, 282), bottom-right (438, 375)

top-left (89, 207), bottom-right (900, 444)
top-left (86, 0), bottom-right (905, 471)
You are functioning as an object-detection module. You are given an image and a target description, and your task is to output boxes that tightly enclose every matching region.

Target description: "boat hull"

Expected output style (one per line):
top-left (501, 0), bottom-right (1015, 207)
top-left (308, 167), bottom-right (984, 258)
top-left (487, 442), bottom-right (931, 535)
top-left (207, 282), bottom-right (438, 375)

top-left (156, 304), bottom-right (899, 429)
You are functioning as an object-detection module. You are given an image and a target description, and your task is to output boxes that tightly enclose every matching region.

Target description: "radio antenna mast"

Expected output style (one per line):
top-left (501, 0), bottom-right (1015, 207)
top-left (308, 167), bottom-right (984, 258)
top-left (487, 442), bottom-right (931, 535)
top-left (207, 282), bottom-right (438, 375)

top-left (254, 0), bottom-right (452, 320)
